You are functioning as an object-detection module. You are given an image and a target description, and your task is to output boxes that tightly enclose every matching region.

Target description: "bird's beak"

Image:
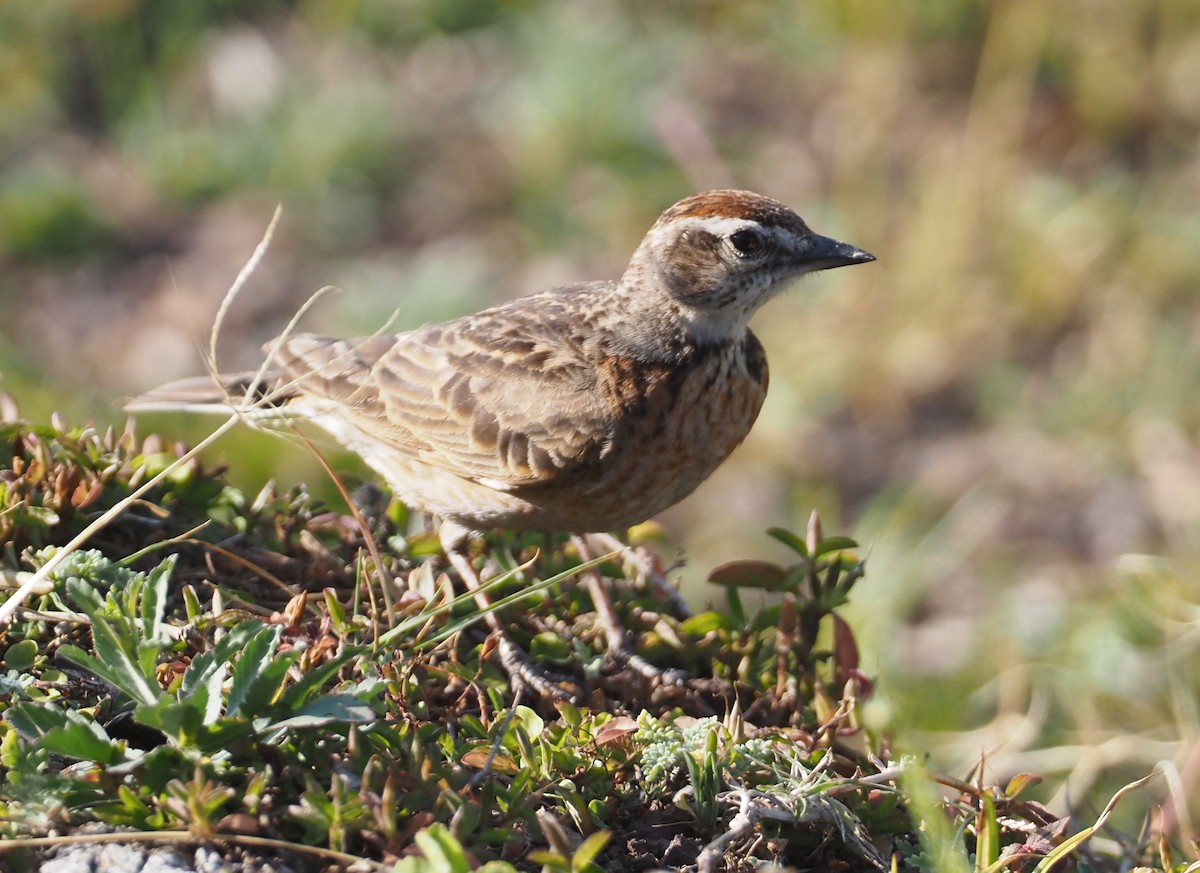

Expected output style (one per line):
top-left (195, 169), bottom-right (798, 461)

top-left (800, 234), bottom-right (876, 272)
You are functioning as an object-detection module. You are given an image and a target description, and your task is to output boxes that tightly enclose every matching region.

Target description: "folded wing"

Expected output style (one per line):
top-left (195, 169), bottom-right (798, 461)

top-left (275, 292), bottom-right (622, 490)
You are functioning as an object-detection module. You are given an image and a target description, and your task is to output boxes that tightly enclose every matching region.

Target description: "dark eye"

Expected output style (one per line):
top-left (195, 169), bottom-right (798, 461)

top-left (729, 229), bottom-right (765, 257)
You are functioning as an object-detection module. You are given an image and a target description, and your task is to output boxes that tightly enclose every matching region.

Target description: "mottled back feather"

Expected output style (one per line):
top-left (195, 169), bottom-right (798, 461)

top-left (277, 282), bottom-right (660, 490)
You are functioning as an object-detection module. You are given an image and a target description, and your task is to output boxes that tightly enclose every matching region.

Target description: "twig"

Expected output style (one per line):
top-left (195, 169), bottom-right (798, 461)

top-left (0, 829), bottom-right (387, 870)
top-left (209, 205), bottom-right (283, 385)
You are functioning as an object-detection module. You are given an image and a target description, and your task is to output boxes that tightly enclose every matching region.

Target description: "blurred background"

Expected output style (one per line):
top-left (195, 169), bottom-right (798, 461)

top-left (4, 0), bottom-right (1200, 839)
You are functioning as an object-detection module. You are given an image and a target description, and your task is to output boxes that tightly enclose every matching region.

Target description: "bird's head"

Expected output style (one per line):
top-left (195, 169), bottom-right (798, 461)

top-left (626, 189), bottom-right (874, 343)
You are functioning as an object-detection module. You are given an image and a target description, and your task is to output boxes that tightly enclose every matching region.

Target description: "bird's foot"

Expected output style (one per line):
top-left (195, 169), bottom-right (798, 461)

top-left (441, 521), bottom-right (582, 702)
top-left (494, 635), bottom-right (580, 702)
top-left (611, 647), bottom-right (687, 687)
top-left (570, 535), bottom-right (687, 689)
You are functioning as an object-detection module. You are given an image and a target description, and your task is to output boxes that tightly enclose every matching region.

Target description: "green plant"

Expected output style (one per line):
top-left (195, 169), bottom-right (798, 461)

top-left (395, 823), bottom-right (521, 873)
top-left (634, 709), bottom-right (898, 869)
top-left (2, 545), bottom-right (377, 839)
top-left (689, 513), bottom-right (868, 730)
top-left (0, 417), bottom-right (1176, 869)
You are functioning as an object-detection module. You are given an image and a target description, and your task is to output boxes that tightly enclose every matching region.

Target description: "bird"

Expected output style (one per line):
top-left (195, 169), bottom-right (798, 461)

top-left (128, 189), bottom-right (874, 695)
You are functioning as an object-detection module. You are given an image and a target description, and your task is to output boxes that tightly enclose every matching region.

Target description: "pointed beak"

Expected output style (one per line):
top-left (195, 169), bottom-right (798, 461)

top-left (800, 234), bottom-right (876, 272)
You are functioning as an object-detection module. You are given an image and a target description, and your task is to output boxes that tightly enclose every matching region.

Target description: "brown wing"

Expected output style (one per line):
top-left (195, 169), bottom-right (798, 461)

top-left (275, 286), bottom-right (622, 489)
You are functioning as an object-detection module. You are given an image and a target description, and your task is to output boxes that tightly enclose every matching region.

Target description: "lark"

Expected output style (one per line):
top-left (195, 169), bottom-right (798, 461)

top-left (129, 189), bottom-right (874, 695)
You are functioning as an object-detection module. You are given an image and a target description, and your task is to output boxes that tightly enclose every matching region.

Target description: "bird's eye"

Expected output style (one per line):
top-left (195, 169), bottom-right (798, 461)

top-left (729, 229), bottom-right (765, 257)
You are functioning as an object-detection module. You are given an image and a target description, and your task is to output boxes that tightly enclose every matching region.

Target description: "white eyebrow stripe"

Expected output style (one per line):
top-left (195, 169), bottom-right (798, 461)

top-left (681, 217), bottom-right (807, 251)
top-left (682, 216), bottom-right (758, 236)
top-left (644, 215), bottom-right (766, 248)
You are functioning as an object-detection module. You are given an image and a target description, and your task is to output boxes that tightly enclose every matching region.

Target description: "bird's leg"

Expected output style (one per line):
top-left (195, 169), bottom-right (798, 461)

top-left (438, 521), bottom-right (577, 701)
top-left (588, 532), bottom-right (691, 620)
top-left (570, 534), bottom-right (686, 685)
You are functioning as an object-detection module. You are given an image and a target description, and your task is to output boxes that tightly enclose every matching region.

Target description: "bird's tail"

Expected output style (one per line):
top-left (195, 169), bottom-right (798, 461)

top-left (125, 369), bottom-right (292, 417)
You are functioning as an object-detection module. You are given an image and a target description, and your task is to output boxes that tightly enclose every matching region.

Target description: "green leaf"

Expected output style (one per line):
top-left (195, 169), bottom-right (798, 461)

top-left (526, 852), bottom-right (570, 871)
top-left (135, 696), bottom-right (201, 743)
top-left (143, 655), bottom-right (224, 734)
top-left (139, 555), bottom-right (174, 646)
top-left (511, 705), bottom-right (544, 739)
top-left (139, 744), bottom-right (195, 793)
top-left (413, 823), bottom-right (472, 873)
top-left (766, 527), bottom-right (809, 558)
top-left (232, 644), bottom-right (301, 719)
top-left (177, 649), bottom-right (226, 717)
top-left (135, 698), bottom-right (255, 753)
top-left (6, 701), bottom-right (75, 738)
top-left (679, 611), bottom-right (737, 635)
top-left (1004, 772), bottom-right (1042, 799)
top-left (195, 654), bottom-right (226, 726)
top-left (63, 575), bottom-right (105, 614)
top-left (7, 703), bottom-right (122, 764)
top-left (91, 613), bottom-right (161, 706)
top-left (281, 646), bottom-right (361, 708)
top-left (57, 640), bottom-right (160, 708)
top-left (975, 793), bottom-right (998, 872)
top-left (4, 638), bottom-right (39, 670)
top-left (41, 722), bottom-right (124, 765)
top-left (812, 536), bottom-right (859, 557)
top-left (324, 588), bottom-right (348, 633)
top-left (11, 505), bottom-right (60, 528)
top-left (572, 831), bottom-right (611, 871)
top-left (225, 624), bottom-right (283, 718)
top-left (725, 584), bottom-right (746, 626)
top-left (266, 695), bottom-right (377, 731)
top-left (181, 585), bottom-right (202, 622)
top-left (179, 621), bottom-right (266, 704)
top-left (529, 631), bottom-right (572, 663)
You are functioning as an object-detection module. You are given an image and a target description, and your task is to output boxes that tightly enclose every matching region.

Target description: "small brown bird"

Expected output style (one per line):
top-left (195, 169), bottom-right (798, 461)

top-left (130, 189), bottom-right (872, 532)
top-left (129, 189), bottom-right (873, 693)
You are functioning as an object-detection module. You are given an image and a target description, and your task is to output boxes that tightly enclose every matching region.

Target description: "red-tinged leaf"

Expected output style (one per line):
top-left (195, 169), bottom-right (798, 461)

top-left (282, 591), bottom-right (307, 628)
top-left (708, 559), bottom-right (788, 590)
top-left (779, 594), bottom-right (798, 632)
top-left (460, 748), bottom-right (520, 774)
top-left (595, 716), bottom-right (639, 747)
top-left (1014, 799), bottom-right (1065, 829)
top-left (832, 613), bottom-right (860, 688)
top-left (846, 667), bottom-right (874, 700)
